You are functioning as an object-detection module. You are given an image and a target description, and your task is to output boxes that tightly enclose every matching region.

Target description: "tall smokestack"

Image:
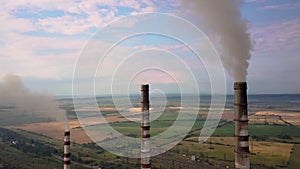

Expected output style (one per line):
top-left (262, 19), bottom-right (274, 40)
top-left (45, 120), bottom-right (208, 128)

top-left (141, 84), bottom-right (151, 169)
top-left (64, 130), bottom-right (71, 169)
top-left (234, 82), bottom-right (250, 169)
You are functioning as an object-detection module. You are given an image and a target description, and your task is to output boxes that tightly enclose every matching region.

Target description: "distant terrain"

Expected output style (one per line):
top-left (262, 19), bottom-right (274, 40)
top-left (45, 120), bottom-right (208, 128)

top-left (1, 94), bottom-right (300, 169)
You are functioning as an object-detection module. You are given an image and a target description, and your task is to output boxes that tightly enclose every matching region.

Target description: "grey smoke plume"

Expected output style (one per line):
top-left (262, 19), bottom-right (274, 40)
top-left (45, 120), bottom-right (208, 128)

top-left (179, 0), bottom-right (253, 81)
top-left (0, 74), bottom-right (68, 128)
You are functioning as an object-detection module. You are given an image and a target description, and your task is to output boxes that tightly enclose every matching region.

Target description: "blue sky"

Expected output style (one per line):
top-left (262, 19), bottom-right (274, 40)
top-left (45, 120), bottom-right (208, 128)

top-left (0, 0), bottom-right (299, 95)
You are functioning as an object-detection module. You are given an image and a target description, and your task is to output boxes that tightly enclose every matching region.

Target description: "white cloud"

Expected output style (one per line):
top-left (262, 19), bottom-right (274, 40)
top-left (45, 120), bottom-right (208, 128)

top-left (0, 13), bottom-right (36, 34)
top-left (0, 23), bottom-right (86, 79)
top-left (0, 0), bottom-right (237, 94)
top-left (251, 18), bottom-right (300, 55)
top-left (0, 0), bottom-right (163, 81)
top-left (245, 0), bottom-right (266, 3)
top-left (0, 0), bottom-right (161, 35)
top-left (258, 2), bottom-right (300, 10)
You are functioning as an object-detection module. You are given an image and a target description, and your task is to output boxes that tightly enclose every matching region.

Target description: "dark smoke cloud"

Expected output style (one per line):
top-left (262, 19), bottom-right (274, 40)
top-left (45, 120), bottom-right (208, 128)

top-left (0, 74), bottom-right (68, 128)
top-left (179, 0), bottom-right (253, 81)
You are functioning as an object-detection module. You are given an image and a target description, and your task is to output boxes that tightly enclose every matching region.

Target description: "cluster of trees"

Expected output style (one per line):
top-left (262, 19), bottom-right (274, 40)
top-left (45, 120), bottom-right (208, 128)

top-left (251, 134), bottom-right (292, 141)
top-left (0, 128), bottom-right (59, 156)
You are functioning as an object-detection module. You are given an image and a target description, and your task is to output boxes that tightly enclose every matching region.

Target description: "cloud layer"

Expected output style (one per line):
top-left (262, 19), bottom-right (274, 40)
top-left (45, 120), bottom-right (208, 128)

top-left (0, 0), bottom-right (299, 94)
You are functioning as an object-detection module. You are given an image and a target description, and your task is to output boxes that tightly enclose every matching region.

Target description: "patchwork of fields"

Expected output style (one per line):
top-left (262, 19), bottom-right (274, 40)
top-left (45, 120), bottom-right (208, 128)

top-left (1, 94), bottom-right (300, 169)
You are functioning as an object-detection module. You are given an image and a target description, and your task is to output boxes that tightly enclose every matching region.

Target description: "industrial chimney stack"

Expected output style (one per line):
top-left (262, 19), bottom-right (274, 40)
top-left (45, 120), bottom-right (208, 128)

top-left (234, 82), bottom-right (250, 169)
top-left (141, 84), bottom-right (151, 169)
top-left (64, 130), bottom-right (71, 169)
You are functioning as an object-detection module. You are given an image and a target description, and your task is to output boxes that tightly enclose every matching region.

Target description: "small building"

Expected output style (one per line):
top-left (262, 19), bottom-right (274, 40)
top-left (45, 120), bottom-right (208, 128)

top-left (191, 155), bottom-right (196, 161)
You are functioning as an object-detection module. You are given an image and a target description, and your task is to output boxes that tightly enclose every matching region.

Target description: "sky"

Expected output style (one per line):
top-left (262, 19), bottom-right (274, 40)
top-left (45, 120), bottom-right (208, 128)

top-left (0, 0), bottom-right (299, 95)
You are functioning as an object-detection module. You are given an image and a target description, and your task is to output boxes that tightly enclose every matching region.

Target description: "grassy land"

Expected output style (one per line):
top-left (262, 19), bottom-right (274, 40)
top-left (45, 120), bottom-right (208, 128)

top-left (0, 128), bottom-right (68, 169)
top-left (250, 141), bottom-right (293, 167)
top-left (1, 128), bottom-right (138, 169)
top-left (70, 113), bottom-right (300, 168)
top-left (182, 137), bottom-right (293, 168)
top-left (0, 146), bottom-right (64, 169)
top-left (177, 140), bottom-right (235, 161)
top-left (1, 126), bottom-right (294, 169)
top-left (86, 110), bottom-right (206, 138)
top-left (128, 111), bottom-right (300, 139)
top-left (288, 145), bottom-right (300, 169)
top-left (0, 111), bottom-right (52, 126)
top-left (213, 122), bottom-right (300, 138)
top-left (2, 108), bottom-right (300, 169)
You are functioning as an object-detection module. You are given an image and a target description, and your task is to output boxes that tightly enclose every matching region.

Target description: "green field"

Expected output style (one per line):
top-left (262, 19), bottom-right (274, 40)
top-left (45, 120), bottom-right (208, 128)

top-left (213, 122), bottom-right (300, 138)
top-left (115, 110), bottom-right (300, 139)
top-left (86, 110), bottom-right (206, 138)
top-left (83, 116), bottom-right (300, 169)
top-left (0, 128), bottom-right (138, 169)
top-left (0, 111), bottom-right (52, 126)
top-left (0, 146), bottom-right (64, 169)
top-left (1, 108), bottom-right (300, 169)
top-left (1, 124), bottom-right (297, 169)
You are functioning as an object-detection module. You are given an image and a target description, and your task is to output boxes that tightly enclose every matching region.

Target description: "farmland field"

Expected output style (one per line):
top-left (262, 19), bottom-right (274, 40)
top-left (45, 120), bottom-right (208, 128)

top-left (1, 94), bottom-right (300, 168)
top-left (288, 145), bottom-right (300, 169)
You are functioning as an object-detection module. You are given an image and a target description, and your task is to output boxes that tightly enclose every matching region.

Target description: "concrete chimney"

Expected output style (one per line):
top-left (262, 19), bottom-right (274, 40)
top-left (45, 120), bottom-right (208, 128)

top-left (64, 130), bottom-right (71, 169)
top-left (234, 82), bottom-right (250, 169)
top-left (141, 84), bottom-right (151, 169)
